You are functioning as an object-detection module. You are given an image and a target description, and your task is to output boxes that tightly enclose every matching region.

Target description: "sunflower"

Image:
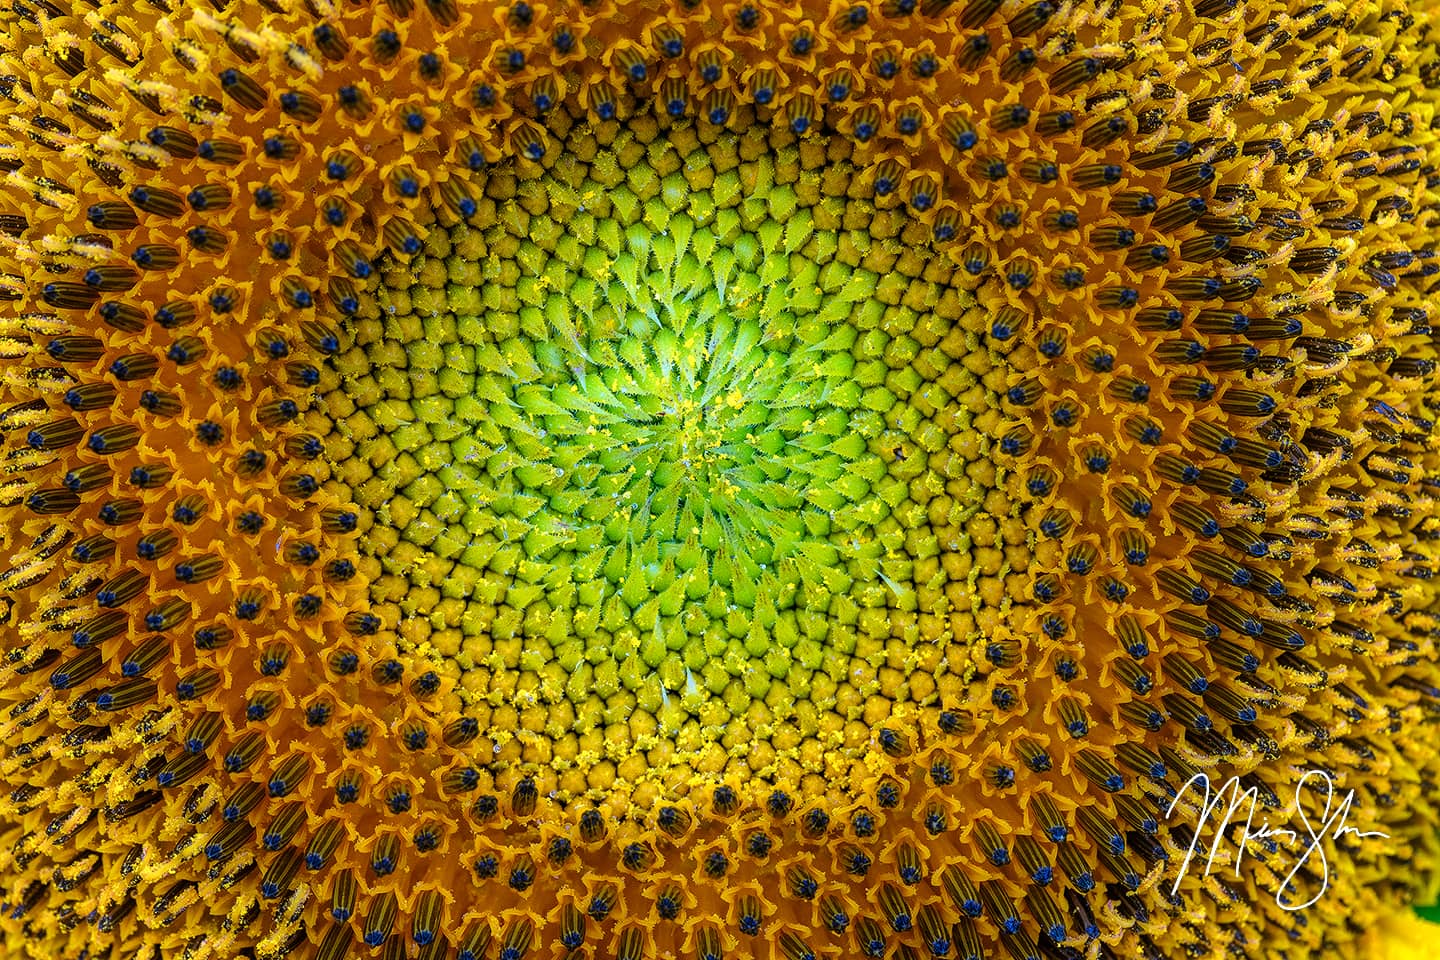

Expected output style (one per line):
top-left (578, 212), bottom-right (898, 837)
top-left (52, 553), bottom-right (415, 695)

top-left (2, 0), bottom-right (1439, 957)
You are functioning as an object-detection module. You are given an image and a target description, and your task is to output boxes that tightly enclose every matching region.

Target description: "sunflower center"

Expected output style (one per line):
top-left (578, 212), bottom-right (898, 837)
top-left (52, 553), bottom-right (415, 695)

top-left (479, 248), bottom-right (866, 589)
top-left (320, 116), bottom-right (1014, 803)
top-left (558, 322), bottom-right (794, 552)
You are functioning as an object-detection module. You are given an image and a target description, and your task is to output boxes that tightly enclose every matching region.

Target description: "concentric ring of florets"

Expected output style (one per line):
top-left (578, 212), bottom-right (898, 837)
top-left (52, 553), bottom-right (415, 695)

top-left (320, 116), bottom-right (1012, 799)
top-left (2, 0), bottom-right (1440, 960)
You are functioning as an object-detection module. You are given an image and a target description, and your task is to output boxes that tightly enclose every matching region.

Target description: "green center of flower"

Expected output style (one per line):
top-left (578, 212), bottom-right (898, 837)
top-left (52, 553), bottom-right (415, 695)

top-left (542, 317), bottom-right (822, 565)
top-left (320, 118), bottom-right (1011, 799)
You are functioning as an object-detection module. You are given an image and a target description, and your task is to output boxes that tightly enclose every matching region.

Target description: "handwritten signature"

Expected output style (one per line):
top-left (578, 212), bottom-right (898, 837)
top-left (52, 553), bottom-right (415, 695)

top-left (1166, 769), bottom-right (1391, 911)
